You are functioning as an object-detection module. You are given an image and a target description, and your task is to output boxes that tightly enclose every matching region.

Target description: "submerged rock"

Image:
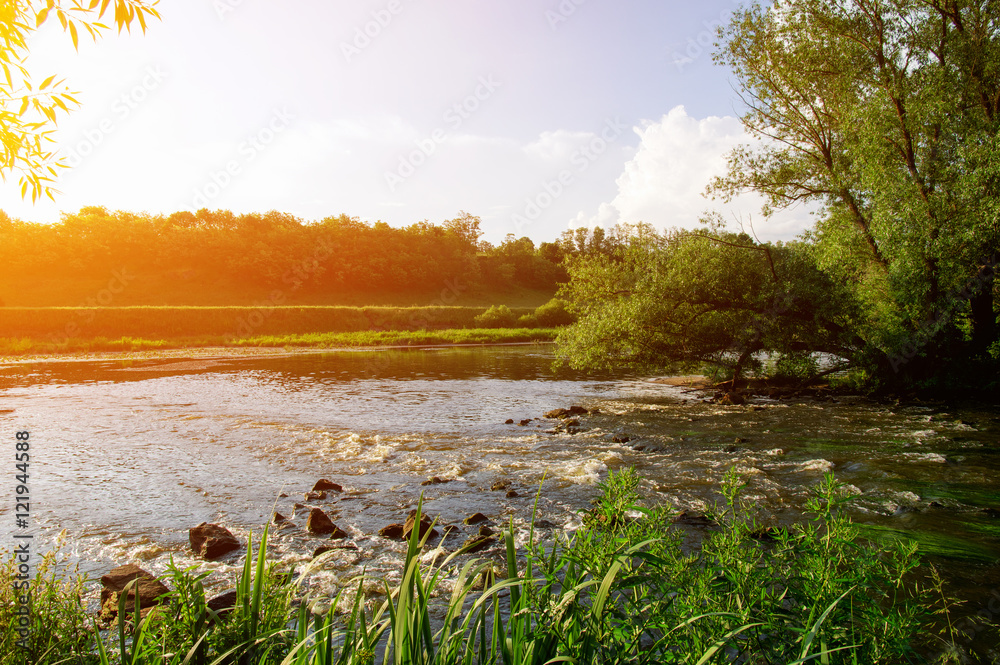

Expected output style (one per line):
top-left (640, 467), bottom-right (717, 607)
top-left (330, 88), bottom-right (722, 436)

top-left (505, 418), bottom-right (515, 424)
top-left (420, 476), bottom-right (450, 486)
top-left (304, 491), bottom-right (327, 501)
top-left (461, 535), bottom-right (495, 553)
top-left (464, 512), bottom-right (489, 525)
top-left (189, 523), bottom-right (241, 560)
top-left (545, 408), bottom-right (571, 419)
top-left (673, 511), bottom-right (717, 527)
top-left (490, 480), bottom-right (511, 492)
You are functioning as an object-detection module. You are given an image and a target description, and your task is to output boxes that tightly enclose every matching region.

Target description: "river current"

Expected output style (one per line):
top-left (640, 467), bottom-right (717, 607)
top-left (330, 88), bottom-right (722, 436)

top-left (1, 345), bottom-right (998, 655)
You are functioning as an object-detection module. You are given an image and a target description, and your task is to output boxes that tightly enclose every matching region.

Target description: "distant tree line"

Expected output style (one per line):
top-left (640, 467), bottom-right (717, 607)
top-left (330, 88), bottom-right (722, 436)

top-left (0, 207), bottom-right (626, 301)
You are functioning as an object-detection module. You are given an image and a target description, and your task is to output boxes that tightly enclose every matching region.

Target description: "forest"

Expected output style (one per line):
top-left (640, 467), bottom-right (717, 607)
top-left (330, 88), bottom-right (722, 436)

top-left (0, 208), bottom-right (613, 306)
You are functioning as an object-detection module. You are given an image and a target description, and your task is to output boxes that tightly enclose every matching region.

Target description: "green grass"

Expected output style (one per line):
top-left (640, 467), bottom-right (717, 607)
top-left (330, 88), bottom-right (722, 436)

top-left (0, 328), bottom-right (559, 357)
top-left (1, 470), bottom-right (976, 664)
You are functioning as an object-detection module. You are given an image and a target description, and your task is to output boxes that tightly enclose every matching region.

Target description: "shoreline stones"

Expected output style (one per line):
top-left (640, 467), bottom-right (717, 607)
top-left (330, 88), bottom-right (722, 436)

top-left (404, 511), bottom-right (438, 540)
top-left (312, 479), bottom-right (343, 493)
top-left (100, 564), bottom-right (169, 617)
top-left (306, 507), bottom-right (345, 537)
top-left (189, 523), bottom-right (241, 560)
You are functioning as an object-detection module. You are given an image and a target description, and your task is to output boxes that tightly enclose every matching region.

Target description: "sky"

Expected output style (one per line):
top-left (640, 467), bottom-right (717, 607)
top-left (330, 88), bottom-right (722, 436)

top-left (1, 0), bottom-right (815, 245)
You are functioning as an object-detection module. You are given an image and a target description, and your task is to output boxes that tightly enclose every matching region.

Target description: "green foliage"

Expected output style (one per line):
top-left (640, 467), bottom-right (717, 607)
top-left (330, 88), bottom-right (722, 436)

top-left (0, 534), bottom-right (92, 664)
top-left (1, 2), bottom-right (160, 201)
top-left (771, 351), bottom-right (820, 380)
top-left (712, 0), bottom-right (1000, 390)
top-left (556, 225), bottom-right (857, 382)
top-left (1, 473), bottom-right (971, 664)
top-left (472, 304), bottom-right (516, 329)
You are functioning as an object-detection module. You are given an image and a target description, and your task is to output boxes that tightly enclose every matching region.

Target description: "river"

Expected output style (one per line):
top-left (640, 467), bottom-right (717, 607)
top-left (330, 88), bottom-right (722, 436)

top-left (1, 345), bottom-right (998, 657)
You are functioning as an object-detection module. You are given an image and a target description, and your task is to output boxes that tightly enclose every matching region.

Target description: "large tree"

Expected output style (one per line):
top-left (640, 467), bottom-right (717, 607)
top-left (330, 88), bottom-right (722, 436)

top-left (555, 223), bottom-right (860, 381)
top-left (712, 0), bottom-right (999, 385)
top-left (1, 1), bottom-right (159, 201)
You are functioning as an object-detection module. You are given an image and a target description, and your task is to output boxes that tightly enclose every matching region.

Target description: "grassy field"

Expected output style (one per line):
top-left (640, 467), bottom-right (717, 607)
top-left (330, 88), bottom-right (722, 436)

top-left (0, 273), bottom-right (557, 308)
top-left (0, 305), bottom-right (537, 339)
top-left (0, 328), bottom-right (559, 356)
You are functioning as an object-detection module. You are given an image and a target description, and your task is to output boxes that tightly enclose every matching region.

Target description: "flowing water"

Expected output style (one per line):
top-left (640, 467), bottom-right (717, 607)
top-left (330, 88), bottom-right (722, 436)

top-left (1, 345), bottom-right (999, 656)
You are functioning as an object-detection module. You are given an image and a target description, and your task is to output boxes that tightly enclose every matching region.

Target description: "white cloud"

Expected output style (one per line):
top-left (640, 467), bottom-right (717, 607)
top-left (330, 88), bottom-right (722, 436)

top-left (574, 106), bottom-right (816, 242)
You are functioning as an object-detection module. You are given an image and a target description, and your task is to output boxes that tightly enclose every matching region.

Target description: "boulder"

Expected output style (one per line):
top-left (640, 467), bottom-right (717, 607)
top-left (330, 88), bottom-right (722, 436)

top-left (305, 491), bottom-right (327, 501)
top-left (100, 564), bottom-right (169, 617)
top-left (519, 418), bottom-right (533, 426)
top-left (611, 435), bottom-right (631, 444)
top-left (189, 523), bottom-right (242, 560)
top-left (461, 536), bottom-right (495, 553)
top-left (272, 512), bottom-right (287, 524)
top-left (504, 419), bottom-right (515, 425)
top-left (206, 590), bottom-right (239, 619)
top-left (312, 479), bottom-right (343, 492)
top-left (506, 490), bottom-right (520, 498)
top-left (306, 508), bottom-right (339, 535)
top-left (568, 405), bottom-right (588, 415)
top-left (544, 408), bottom-right (571, 419)
top-left (490, 480), bottom-right (511, 492)
top-left (379, 523), bottom-right (406, 540)
top-left (464, 512), bottom-right (489, 525)
top-left (404, 511), bottom-right (438, 540)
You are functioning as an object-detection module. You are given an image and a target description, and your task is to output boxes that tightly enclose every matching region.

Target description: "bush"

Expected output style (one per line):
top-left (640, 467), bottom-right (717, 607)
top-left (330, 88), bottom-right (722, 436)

top-left (472, 304), bottom-right (517, 328)
top-left (532, 298), bottom-right (575, 327)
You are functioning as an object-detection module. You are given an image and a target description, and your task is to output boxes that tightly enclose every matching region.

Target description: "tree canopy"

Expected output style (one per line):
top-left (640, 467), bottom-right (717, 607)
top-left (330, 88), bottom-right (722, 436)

top-left (1, 1), bottom-right (159, 200)
top-left (558, 0), bottom-right (999, 391)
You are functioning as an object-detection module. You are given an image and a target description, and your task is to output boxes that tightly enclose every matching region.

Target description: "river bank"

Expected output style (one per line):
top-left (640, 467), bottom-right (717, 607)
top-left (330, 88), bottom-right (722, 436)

top-left (1, 345), bottom-right (998, 660)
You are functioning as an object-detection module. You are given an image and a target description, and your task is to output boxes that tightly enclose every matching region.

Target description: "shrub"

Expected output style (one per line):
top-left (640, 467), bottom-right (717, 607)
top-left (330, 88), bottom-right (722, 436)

top-left (472, 304), bottom-right (517, 328)
top-left (533, 298), bottom-right (575, 326)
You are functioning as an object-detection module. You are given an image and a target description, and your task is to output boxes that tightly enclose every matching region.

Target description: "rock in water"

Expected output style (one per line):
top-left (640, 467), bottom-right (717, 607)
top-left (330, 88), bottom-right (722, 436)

top-left (189, 523), bottom-right (242, 559)
top-left (312, 479), bottom-right (343, 492)
top-left (206, 590), bottom-right (239, 619)
top-left (379, 523), bottom-right (406, 539)
top-left (464, 512), bottom-right (489, 525)
top-left (404, 511), bottom-right (438, 540)
top-left (304, 491), bottom-right (327, 501)
top-left (100, 564), bottom-right (169, 617)
top-left (544, 408), bottom-right (571, 419)
top-left (461, 535), bottom-right (495, 553)
top-left (306, 508), bottom-right (339, 535)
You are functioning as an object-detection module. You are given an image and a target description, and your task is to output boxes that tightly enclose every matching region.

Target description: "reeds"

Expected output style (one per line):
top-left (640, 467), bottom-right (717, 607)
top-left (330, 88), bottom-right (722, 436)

top-left (1, 471), bottom-right (967, 664)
